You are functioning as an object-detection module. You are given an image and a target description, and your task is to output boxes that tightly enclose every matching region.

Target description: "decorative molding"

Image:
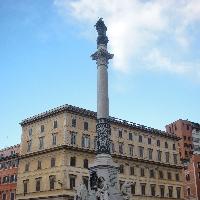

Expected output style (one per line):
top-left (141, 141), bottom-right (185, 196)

top-left (96, 118), bottom-right (111, 154)
top-left (18, 144), bottom-right (183, 169)
top-left (91, 48), bottom-right (114, 66)
top-left (20, 104), bottom-right (180, 140)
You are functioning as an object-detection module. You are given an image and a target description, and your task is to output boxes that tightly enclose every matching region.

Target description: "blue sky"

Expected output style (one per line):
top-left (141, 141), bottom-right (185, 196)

top-left (0, 0), bottom-right (200, 149)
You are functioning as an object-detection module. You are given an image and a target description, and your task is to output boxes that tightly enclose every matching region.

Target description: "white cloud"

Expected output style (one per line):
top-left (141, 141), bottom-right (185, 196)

top-left (54, 0), bottom-right (200, 77)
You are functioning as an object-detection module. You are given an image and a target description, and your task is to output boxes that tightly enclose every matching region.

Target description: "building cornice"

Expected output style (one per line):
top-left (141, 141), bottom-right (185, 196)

top-left (19, 145), bottom-right (183, 169)
top-left (0, 144), bottom-right (20, 153)
top-left (20, 104), bottom-right (180, 141)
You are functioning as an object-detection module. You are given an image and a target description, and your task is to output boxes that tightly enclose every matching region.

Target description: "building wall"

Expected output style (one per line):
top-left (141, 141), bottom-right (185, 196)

top-left (17, 106), bottom-right (184, 200)
top-left (192, 128), bottom-right (200, 154)
top-left (166, 119), bottom-right (200, 200)
top-left (0, 145), bottom-right (20, 200)
top-left (166, 119), bottom-right (193, 160)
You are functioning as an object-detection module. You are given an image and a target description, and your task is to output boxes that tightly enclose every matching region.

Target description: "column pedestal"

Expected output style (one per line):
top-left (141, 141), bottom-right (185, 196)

top-left (88, 154), bottom-right (123, 200)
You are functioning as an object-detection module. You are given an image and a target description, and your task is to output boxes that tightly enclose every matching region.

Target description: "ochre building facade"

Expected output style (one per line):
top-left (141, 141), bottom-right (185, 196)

top-left (16, 104), bottom-right (184, 200)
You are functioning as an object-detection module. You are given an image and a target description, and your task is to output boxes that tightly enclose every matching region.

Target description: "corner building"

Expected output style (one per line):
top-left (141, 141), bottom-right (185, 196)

top-left (166, 119), bottom-right (200, 200)
top-left (16, 104), bottom-right (184, 200)
top-left (0, 144), bottom-right (20, 200)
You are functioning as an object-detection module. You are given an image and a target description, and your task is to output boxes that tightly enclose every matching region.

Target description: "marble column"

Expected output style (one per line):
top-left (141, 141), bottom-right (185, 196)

top-left (88, 18), bottom-right (123, 200)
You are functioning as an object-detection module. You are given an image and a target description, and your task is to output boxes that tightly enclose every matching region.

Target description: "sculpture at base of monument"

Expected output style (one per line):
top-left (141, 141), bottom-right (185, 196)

top-left (96, 177), bottom-right (109, 200)
top-left (74, 183), bottom-right (88, 200)
top-left (121, 181), bottom-right (133, 200)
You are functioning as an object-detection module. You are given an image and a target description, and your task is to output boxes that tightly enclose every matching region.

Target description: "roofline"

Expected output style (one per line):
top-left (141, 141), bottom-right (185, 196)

top-left (0, 144), bottom-right (20, 152)
top-left (166, 119), bottom-right (200, 130)
top-left (20, 104), bottom-right (180, 140)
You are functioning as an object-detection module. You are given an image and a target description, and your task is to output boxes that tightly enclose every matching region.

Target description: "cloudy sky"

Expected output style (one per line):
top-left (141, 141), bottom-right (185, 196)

top-left (0, 0), bottom-right (200, 148)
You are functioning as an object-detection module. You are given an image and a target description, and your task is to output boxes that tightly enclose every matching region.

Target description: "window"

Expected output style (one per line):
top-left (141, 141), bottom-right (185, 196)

top-left (41, 125), bottom-right (44, 133)
top-left (52, 133), bottom-right (57, 145)
top-left (175, 125), bottom-right (177, 130)
top-left (149, 169), bottom-right (154, 178)
top-left (139, 135), bottom-right (142, 143)
top-left (84, 122), bottom-right (88, 131)
top-left (94, 136), bottom-right (97, 151)
top-left (138, 146), bottom-right (144, 158)
top-left (157, 150), bottom-right (162, 162)
top-left (39, 137), bottom-right (44, 149)
top-left (51, 158), bottom-right (56, 168)
top-left (187, 188), bottom-right (190, 196)
top-left (140, 168), bottom-right (145, 177)
top-left (148, 138), bottom-right (151, 145)
top-left (130, 166), bottom-right (134, 175)
top-left (198, 172), bottom-right (200, 178)
top-left (160, 186), bottom-right (165, 197)
top-left (83, 159), bottom-right (88, 169)
top-left (82, 135), bottom-right (90, 148)
top-left (49, 175), bottom-right (55, 190)
top-left (159, 171), bottom-right (164, 179)
top-left (165, 142), bottom-right (168, 148)
top-left (187, 124), bottom-right (190, 130)
top-left (150, 184), bottom-right (156, 196)
top-left (165, 152), bottom-right (170, 163)
top-left (35, 178), bottom-right (41, 191)
top-left (186, 174), bottom-right (190, 181)
top-left (27, 140), bottom-right (32, 152)
top-left (119, 181), bottom-right (125, 190)
top-left (128, 145), bottom-right (134, 156)
top-left (25, 163), bottom-right (29, 172)
top-left (141, 184), bottom-right (146, 195)
top-left (10, 175), bottom-right (15, 183)
top-left (119, 143), bottom-right (124, 154)
top-left (176, 187), bottom-right (181, 199)
top-left (70, 157), bottom-right (76, 167)
top-left (184, 136), bottom-right (186, 140)
top-left (111, 142), bottom-right (115, 153)
top-left (70, 132), bottom-right (77, 145)
top-left (28, 128), bottom-right (32, 137)
top-left (53, 120), bottom-right (58, 129)
top-left (2, 176), bottom-right (8, 183)
top-left (131, 184), bottom-right (135, 195)
top-left (197, 162), bottom-right (200, 168)
top-left (173, 154), bottom-right (178, 164)
top-left (173, 143), bottom-right (176, 150)
top-left (10, 192), bottom-right (15, 200)
top-left (129, 132), bottom-right (133, 140)
top-left (119, 164), bottom-right (124, 174)
top-left (148, 148), bottom-right (153, 160)
top-left (23, 180), bottom-right (29, 194)
top-left (70, 176), bottom-right (76, 189)
top-left (37, 161), bottom-right (42, 170)
top-left (167, 172), bottom-right (172, 180)
top-left (188, 136), bottom-right (191, 141)
top-left (72, 118), bottom-right (76, 127)
top-left (2, 193), bottom-right (6, 200)
top-left (118, 130), bottom-right (122, 138)
top-left (157, 140), bottom-right (160, 146)
top-left (168, 186), bottom-right (173, 198)
top-left (83, 176), bottom-right (89, 189)
top-left (176, 173), bottom-right (180, 181)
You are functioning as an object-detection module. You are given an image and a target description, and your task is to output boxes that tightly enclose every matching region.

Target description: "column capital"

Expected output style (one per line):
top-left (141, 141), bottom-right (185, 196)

top-left (91, 48), bottom-right (114, 66)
